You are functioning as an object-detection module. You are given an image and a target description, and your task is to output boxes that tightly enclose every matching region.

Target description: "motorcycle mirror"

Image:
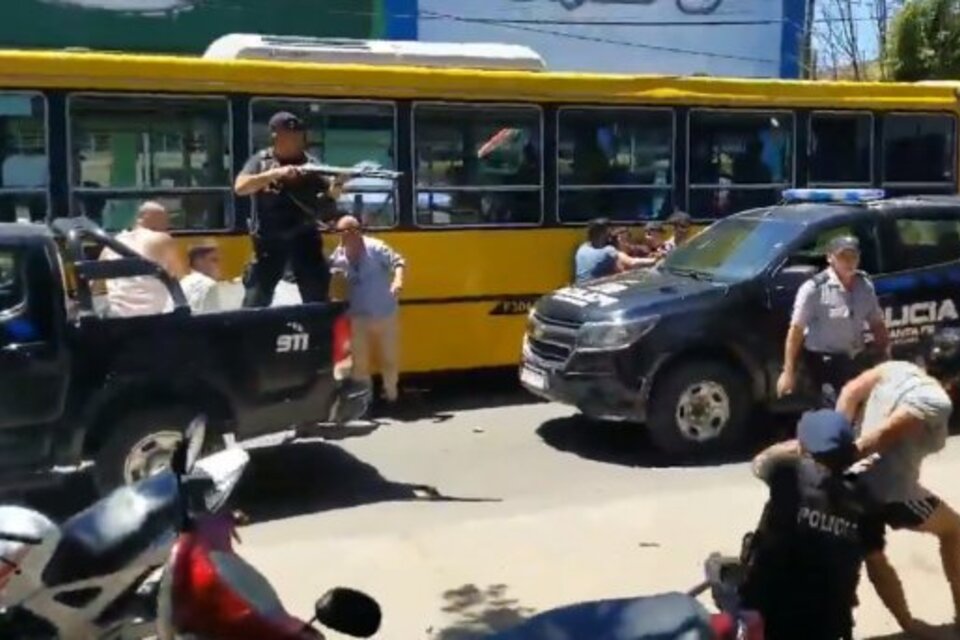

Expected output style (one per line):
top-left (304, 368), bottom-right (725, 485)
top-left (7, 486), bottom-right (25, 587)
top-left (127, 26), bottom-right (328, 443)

top-left (183, 415), bottom-right (207, 474)
top-left (313, 587), bottom-right (381, 638)
top-left (170, 415), bottom-right (206, 478)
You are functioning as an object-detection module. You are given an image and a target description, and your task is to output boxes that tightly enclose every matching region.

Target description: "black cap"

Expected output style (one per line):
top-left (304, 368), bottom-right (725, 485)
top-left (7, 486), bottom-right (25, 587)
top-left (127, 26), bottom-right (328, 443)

top-left (268, 111), bottom-right (305, 132)
top-left (798, 409), bottom-right (854, 455)
top-left (827, 235), bottom-right (860, 255)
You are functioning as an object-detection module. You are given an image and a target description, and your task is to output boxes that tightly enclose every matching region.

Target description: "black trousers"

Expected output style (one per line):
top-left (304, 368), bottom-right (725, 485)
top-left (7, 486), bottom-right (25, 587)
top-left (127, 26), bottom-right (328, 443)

top-left (763, 615), bottom-right (852, 640)
top-left (242, 229), bottom-right (330, 308)
top-left (802, 349), bottom-right (873, 406)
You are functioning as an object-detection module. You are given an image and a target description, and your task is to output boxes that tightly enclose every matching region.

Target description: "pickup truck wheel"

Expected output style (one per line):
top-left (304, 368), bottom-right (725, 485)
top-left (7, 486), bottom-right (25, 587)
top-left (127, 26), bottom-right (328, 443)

top-left (93, 407), bottom-right (207, 495)
top-left (646, 360), bottom-right (751, 457)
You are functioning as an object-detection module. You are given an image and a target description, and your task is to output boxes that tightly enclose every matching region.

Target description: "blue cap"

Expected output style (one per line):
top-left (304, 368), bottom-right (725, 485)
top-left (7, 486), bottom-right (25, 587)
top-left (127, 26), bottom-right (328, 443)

top-left (797, 409), bottom-right (854, 454)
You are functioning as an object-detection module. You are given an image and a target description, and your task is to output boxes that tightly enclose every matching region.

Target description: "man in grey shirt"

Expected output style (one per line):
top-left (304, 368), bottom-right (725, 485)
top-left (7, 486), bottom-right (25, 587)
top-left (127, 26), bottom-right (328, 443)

top-left (836, 330), bottom-right (960, 635)
top-left (330, 215), bottom-right (406, 404)
top-left (778, 235), bottom-right (890, 403)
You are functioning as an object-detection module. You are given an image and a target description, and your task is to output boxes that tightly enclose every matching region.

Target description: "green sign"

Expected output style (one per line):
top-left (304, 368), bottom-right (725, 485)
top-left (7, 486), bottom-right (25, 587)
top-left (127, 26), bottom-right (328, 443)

top-left (3, 0), bottom-right (385, 53)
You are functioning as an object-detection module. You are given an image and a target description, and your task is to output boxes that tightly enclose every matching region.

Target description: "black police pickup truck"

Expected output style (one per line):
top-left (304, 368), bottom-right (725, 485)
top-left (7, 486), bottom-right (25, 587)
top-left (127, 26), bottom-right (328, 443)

top-left (521, 191), bottom-right (960, 456)
top-left (0, 217), bottom-right (369, 495)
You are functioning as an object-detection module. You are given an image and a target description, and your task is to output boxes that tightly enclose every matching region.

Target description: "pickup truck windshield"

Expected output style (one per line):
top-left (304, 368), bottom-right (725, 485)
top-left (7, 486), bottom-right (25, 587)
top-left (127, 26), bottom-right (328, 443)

top-left (660, 216), bottom-right (804, 282)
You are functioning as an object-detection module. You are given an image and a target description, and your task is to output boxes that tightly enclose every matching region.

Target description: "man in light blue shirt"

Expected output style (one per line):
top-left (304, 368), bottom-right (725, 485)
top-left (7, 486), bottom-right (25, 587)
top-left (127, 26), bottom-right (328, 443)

top-left (574, 218), bottom-right (646, 284)
top-left (330, 216), bottom-right (406, 403)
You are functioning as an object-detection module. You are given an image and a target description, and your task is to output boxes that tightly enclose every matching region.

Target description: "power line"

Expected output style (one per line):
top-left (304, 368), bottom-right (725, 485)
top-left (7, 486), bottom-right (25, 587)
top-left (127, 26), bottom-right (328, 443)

top-left (326, 9), bottom-right (888, 28)
top-left (421, 14), bottom-right (887, 27)
top-left (418, 9), bottom-right (778, 63)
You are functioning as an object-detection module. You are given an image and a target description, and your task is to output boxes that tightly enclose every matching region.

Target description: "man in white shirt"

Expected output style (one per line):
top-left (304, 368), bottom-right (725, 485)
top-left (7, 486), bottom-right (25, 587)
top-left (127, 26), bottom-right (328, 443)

top-left (99, 201), bottom-right (180, 317)
top-left (181, 242), bottom-right (221, 315)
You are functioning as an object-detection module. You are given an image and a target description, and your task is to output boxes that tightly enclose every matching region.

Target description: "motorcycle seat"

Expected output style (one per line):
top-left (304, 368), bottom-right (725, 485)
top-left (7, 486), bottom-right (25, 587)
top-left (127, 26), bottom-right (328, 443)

top-left (41, 471), bottom-right (181, 587)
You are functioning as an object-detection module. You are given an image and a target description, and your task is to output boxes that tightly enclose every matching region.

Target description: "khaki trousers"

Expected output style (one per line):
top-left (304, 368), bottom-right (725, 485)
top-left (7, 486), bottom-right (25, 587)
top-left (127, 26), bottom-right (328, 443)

top-left (350, 314), bottom-right (400, 400)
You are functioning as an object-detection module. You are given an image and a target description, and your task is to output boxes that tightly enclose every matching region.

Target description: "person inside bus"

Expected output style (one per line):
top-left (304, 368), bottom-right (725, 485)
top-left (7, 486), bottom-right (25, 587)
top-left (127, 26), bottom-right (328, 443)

top-left (99, 201), bottom-right (181, 318)
top-left (234, 111), bottom-right (348, 307)
top-left (573, 218), bottom-right (647, 284)
top-left (733, 136), bottom-right (774, 212)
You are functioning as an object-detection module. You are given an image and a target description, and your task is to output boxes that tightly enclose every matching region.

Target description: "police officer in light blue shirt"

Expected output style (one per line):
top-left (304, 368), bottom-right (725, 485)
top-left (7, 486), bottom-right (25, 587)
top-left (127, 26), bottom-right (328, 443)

top-left (778, 235), bottom-right (891, 403)
top-left (573, 218), bottom-right (646, 284)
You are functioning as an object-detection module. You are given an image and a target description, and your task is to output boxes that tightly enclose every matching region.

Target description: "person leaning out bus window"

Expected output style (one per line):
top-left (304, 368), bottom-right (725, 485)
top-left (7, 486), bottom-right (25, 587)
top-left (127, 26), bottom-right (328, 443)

top-left (330, 215), bottom-right (406, 405)
top-left (573, 218), bottom-right (647, 285)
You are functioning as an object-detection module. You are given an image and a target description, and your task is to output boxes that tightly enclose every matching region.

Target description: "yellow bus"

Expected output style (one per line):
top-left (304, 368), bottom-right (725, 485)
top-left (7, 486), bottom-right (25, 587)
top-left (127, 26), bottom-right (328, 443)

top-left (0, 35), bottom-right (957, 375)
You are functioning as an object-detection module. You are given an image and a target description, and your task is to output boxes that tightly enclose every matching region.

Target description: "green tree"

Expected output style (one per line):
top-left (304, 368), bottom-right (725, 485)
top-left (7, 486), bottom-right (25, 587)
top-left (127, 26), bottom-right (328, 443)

top-left (887, 0), bottom-right (960, 80)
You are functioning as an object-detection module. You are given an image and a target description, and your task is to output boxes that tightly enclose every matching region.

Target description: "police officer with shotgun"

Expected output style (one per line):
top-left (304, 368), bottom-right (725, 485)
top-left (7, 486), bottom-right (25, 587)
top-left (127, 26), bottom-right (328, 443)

top-left (234, 111), bottom-right (348, 307)
top-left (777, 235), bottom-right (891, 404)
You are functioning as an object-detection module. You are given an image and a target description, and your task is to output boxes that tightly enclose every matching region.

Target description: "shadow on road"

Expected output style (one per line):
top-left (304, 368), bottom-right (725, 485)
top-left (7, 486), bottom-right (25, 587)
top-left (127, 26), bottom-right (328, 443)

top-left (536, 413), bottom-right (784, 469)
top-left (372, 369), bottom-right (540, 424)
top-left (235, 440), bottom-right (501, 525)
top-left (865, 624), bottom-right (957, 639)
top-left (432, 583), bottom-right (535, 639)
top-left (18, 439), bottom-right (500, 526)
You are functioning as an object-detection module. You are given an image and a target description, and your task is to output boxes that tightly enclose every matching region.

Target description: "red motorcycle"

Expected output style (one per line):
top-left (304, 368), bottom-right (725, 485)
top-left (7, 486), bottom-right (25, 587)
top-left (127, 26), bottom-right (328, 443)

top-left (155, 420), bottom-right (381, 640)
top-left (690, 554), bottom-right (764, 640)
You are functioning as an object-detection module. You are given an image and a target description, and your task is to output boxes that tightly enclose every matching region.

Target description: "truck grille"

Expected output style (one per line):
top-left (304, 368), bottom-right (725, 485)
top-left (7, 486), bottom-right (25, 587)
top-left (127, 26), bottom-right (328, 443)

top-left (526, 313), bottom-right (580, 365)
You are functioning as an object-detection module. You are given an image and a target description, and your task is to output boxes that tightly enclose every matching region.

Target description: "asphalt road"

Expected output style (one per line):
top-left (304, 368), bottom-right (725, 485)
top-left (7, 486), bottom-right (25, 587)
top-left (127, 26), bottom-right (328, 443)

top-left (20, 376), bottom-right (960, 639)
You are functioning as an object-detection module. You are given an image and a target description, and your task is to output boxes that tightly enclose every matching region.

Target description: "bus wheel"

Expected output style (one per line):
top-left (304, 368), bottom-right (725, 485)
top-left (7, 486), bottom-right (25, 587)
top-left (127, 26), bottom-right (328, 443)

top-left (646, 360), bottom-right (750, 457)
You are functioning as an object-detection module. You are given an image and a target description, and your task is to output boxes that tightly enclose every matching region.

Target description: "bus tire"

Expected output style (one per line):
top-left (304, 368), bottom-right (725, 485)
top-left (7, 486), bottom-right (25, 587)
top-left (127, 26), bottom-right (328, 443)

top-left (646, 359), bottom-right (751, 457)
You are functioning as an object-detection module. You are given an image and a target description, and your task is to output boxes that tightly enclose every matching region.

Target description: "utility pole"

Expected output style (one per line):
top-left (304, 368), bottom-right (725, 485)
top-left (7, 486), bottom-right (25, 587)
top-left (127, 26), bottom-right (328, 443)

top-left (804, 0), bottom-right (817, 78)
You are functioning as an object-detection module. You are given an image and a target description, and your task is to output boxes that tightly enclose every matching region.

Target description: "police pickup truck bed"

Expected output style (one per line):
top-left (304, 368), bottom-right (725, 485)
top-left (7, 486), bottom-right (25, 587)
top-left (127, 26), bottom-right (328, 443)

top-left (521, 192), bottom-right (960, 457)
top-left (0, 217), bottom-right (368, 495)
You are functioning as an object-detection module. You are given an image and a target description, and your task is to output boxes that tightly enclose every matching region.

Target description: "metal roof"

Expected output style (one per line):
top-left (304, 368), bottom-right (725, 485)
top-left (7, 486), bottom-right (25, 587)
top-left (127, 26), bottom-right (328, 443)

top-left (203, 35), bottom-right (547, 72)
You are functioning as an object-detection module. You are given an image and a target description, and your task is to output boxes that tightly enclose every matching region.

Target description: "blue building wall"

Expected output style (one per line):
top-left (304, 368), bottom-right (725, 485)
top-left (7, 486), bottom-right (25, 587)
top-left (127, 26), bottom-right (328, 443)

top-left (388, 0), bottom-right (808, 79)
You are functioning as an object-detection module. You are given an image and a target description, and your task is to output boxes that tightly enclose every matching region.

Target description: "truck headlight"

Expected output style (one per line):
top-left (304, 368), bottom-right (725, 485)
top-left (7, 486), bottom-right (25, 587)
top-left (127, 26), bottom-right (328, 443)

top-left (576, 316), bottom-right (659, 352)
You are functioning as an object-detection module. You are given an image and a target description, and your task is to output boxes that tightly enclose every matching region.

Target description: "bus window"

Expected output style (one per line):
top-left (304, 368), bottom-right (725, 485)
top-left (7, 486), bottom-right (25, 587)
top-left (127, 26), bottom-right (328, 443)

top-left (809, 112), bottom-right (872, 186)
top-left (413, 103), bottom-right (542, 227)
top-left (250, 99), bottom-right (397, 228)
top-left (883, 113), bottom-right (956, 187)
top-left (688, 110), bottom-right (794, 220)
top-left (68, 95), bottom-right (231, 231)
top-left (557, 107), bottom-right (673, 223)
top-left (0, 92), bottom-right (47, 224)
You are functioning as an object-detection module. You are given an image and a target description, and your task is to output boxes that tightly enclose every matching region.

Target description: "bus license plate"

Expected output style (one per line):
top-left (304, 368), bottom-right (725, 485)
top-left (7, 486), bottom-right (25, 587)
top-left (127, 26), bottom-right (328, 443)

top-left (521, 366), bottom-right (547, 391)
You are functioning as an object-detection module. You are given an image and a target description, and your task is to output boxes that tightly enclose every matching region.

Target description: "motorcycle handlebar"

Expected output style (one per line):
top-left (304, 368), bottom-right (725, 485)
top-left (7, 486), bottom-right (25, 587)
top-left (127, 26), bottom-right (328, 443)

top-left (0, 532), bottom-right (43, 545)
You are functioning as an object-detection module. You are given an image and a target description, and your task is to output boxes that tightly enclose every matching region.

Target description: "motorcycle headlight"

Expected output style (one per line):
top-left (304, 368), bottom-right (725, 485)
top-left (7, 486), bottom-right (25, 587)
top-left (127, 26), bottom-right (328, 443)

top-left (576, 316), bottom-right (659, 352)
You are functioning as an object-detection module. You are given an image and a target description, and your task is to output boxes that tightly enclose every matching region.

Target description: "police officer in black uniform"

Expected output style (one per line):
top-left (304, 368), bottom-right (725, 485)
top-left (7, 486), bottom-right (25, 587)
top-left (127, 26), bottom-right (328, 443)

top-left (778, 235), bottom-right (891, 404)
top-left (235, 111), bottom-right (347, 307)
top-left (740, 409), bottom-right (886, 640)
